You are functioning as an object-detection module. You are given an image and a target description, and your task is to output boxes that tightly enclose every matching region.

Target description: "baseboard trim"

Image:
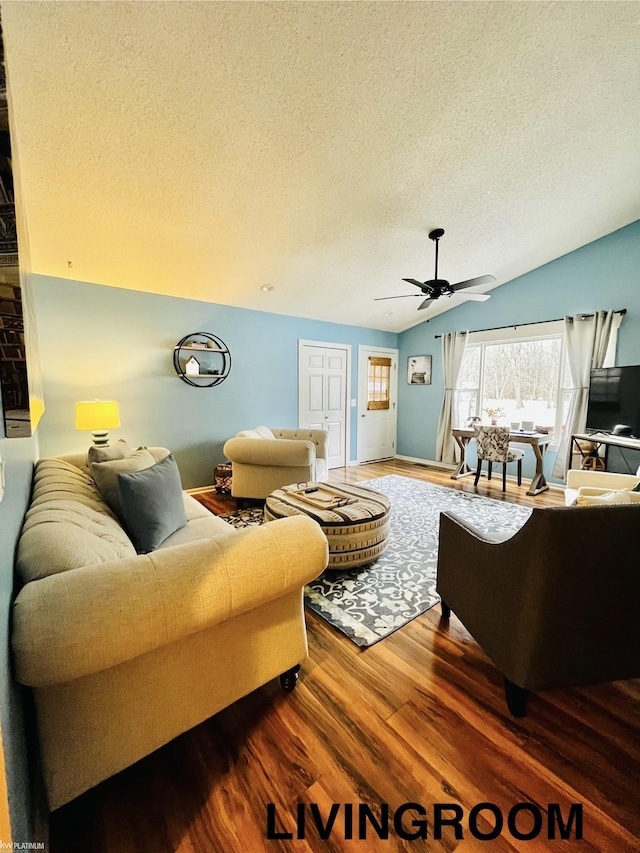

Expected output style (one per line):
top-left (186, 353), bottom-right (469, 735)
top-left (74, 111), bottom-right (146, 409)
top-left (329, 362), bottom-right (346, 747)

top-left (391, 455), bottom-right (566, 492)
top-left (394, 454), bottom-right (456, 471)
top-left (541, 481), bottom-right (566, 493)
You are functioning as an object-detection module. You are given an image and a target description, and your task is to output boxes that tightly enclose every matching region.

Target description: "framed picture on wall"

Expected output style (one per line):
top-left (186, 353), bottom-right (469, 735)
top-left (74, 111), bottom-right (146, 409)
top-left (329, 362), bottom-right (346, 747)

top-left (408, 355), bottom-right (432, 385)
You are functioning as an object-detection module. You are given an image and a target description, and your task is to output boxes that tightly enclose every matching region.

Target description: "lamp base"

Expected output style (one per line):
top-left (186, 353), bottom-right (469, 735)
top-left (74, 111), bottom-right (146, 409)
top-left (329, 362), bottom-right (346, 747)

top-left (91, 431), bottom-right (110, 447)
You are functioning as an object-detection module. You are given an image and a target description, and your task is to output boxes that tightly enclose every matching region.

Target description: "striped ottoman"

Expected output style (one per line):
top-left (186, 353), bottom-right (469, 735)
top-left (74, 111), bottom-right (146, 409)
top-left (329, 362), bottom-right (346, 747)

top-left (264, 481), bottom-right (390, 569)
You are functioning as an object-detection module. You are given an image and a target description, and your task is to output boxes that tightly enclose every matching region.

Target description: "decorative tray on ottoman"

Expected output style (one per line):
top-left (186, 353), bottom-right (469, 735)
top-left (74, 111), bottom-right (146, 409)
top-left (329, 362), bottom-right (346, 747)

top-left (283, 484), bottom-right (357, 510)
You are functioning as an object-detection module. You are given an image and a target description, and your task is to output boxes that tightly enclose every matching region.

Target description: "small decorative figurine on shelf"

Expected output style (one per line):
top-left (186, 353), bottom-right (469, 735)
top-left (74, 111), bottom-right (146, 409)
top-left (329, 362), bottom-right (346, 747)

top-left (185, 356), bottom-right (200, 376)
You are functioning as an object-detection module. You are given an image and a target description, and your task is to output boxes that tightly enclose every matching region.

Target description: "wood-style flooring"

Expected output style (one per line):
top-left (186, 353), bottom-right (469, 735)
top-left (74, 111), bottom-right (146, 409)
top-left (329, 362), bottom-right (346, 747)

top-left (50, 460), bottom-right (639, 852)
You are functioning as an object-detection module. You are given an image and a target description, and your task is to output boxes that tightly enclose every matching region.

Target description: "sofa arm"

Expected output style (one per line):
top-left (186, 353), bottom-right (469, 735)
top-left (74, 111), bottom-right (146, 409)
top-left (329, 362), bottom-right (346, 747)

top-left (566, 469), bottom-right (639, 491)
top-left (436, 511), bottom-right (530, 623)
top-left (223, 436), bottom-right (315, 467)
top-left (13, 516), bottom-right (328, 687)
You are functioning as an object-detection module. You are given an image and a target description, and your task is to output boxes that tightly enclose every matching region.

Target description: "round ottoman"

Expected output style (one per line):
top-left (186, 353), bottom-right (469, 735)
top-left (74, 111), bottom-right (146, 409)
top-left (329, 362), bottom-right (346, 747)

top-left (264, 481), bottom-right (390, 569)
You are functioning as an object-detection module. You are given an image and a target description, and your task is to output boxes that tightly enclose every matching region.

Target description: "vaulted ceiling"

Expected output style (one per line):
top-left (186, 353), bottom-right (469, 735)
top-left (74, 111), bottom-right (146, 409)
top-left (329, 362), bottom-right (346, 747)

top-left (2, 1), bottom-right (639, 332)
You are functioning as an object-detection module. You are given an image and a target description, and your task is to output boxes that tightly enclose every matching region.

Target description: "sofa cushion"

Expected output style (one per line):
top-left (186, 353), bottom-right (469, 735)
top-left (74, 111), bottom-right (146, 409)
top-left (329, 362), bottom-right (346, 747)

top-left (235, 426), bottom-right (276, 440)
top-left (17, 459), bottom-right (137, 582)
top-left (576, 488), bottom-right (640, 506)
top-left (255, 425), bottom-right (276, 439)
top-left (158, 514), bottom-right (235, 548)
top-left (116, 455), bottom-right (189, 553)
top-left (90, 448), bottom-right (157, 518)
top-left (87, 439), bottom-right (133, 466)
top-left (155, 493), bottom-right (234, 546)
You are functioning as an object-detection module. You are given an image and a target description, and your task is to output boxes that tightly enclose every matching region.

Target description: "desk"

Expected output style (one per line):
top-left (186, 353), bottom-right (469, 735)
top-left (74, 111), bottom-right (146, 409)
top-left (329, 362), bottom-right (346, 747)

top-left (570, 432), bottom-right (640, 471)
top-left (451, 428), bottom-right (553, 496)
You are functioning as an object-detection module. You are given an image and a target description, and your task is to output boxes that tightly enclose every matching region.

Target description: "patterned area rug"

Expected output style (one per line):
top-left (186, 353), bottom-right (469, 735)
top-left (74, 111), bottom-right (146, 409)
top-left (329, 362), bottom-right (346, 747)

top-left (220, 475), bottom-right (532, 648)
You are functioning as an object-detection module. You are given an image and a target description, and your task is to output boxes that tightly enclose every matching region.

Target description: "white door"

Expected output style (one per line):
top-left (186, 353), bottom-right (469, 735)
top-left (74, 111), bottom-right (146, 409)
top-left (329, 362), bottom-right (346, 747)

top-left (298, 341), bottom-right (350, 469)
top-left (357, 346), bottom-right (398, 463)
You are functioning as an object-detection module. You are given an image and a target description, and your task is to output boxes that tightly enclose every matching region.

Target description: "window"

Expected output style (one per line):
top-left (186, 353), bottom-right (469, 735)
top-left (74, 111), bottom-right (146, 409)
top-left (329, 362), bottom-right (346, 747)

top-left (455, 323), bottom-right (568, 441)
top-left (454, 317), bottom-right (621, 445)
top-left (367, 356), bottom-right (391, 410)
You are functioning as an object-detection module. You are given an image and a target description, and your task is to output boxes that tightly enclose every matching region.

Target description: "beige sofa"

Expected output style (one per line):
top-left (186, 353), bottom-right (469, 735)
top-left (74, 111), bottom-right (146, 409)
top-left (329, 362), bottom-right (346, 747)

top-left (223, 426), bottom-right (330, 499)
top-left (11, 449), bottom-right (328, 810)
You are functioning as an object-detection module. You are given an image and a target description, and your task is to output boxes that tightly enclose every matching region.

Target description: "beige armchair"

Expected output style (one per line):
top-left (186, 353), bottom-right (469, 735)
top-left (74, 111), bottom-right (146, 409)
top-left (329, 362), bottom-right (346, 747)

top-left (565, 466), bottom-right (640, 505)
top-left (223, 426), bottom-right (330, 499)
top-left (436, 504), bottom-right (640, 717)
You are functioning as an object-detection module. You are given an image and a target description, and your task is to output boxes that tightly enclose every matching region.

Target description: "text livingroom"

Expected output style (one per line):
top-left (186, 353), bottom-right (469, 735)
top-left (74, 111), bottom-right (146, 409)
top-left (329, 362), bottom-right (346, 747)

top-left (266, 801), bottom-right (583, 842)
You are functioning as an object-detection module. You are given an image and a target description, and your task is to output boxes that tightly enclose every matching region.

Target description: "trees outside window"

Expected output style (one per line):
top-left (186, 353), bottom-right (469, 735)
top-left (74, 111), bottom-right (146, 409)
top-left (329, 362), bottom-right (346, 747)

top-left (455, 335), bottom-right (569, 439)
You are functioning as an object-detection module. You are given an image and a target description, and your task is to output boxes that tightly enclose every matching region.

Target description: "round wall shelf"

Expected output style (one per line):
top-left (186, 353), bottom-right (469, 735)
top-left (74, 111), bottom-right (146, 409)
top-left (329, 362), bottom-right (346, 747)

top-left (173, 332), bottom-right (231, 387)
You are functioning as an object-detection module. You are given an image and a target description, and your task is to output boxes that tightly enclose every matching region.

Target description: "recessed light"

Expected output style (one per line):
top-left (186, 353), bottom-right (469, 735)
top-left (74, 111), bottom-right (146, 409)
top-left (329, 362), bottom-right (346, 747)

top-left (383, 311), bottom-right (393, 316)
top-left (261, 284), bottom-right (275, 293)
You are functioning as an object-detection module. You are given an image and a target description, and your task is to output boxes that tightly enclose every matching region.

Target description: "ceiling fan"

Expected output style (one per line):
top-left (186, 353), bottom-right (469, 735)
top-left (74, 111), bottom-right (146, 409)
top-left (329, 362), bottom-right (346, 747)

top-left (376, 228), bottom-right (496, 311)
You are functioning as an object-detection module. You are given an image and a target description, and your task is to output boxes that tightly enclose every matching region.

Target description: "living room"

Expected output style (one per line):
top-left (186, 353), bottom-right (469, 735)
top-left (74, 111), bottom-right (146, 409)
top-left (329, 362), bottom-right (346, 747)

top-left (1, 2), bottom-right (639, 850)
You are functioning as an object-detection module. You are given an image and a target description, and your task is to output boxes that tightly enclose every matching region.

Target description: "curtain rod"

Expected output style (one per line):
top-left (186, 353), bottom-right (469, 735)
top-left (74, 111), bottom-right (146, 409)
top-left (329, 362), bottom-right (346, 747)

top-left (433, 309), bottom-right (627, 339)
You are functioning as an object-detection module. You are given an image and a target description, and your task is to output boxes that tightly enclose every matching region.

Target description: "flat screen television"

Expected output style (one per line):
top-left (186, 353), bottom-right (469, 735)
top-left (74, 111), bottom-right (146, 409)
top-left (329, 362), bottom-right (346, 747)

top-left (586, 365), bottom-right (640, 438)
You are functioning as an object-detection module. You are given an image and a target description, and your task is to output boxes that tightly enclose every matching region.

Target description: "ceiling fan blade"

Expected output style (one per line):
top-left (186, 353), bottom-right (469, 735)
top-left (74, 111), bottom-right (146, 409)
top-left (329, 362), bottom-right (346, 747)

top-left (402, 278), bottom-right (427, 288)
top-left (450, 275), bottom-right (496, 292)
top-left (460, 293), bottom-right (491, 302)
top-left (374, 294), bottom-right (423, 301)
top-left (417, 297), bottom-right (435, 310)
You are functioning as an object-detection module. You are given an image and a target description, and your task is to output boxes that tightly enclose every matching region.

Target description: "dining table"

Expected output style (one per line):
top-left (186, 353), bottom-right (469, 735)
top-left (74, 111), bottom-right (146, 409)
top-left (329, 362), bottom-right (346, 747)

top-left (451, 427), bottom-right (553, 496)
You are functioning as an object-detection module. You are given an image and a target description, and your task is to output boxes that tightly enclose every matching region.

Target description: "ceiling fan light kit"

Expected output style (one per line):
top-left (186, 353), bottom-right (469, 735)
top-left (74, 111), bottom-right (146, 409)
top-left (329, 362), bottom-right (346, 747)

top-left (376, 228), bottom-right (496, 311)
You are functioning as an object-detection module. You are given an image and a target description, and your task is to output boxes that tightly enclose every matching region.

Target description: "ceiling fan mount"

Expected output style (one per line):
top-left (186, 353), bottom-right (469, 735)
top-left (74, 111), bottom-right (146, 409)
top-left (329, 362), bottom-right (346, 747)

top-left (375, 227), bottom-right (495, 311)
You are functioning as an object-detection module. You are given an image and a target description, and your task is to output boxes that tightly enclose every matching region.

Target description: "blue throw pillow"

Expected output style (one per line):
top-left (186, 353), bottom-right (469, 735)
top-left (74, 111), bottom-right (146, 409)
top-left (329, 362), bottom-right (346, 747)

top-left (117, 454), bottom-right (188, 553)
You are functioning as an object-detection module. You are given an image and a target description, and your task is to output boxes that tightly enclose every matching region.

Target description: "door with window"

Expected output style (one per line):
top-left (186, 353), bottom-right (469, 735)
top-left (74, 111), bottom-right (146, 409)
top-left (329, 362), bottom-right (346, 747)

top-left (357, 346), bottom-right (398, 463)
top-left (298, 341), bottom-right (350, 469)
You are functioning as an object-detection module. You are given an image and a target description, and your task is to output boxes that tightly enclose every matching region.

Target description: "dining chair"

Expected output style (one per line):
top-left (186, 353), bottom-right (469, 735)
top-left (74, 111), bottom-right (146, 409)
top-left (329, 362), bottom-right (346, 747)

top-left (473, 425), bottom-right (524, 492)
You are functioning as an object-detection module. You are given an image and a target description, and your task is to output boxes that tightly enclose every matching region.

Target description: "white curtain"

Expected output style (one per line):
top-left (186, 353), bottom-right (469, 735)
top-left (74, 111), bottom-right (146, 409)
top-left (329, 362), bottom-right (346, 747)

top-left (552, 310), bottom-right (617, 479)
top-left (435, 331), bottom-right (468, 463)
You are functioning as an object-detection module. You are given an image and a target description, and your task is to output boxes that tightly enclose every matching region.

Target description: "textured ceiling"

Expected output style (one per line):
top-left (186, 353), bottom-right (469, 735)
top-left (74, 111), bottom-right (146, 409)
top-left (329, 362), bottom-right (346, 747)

top-left (2, 1), bottom-right (639, 332)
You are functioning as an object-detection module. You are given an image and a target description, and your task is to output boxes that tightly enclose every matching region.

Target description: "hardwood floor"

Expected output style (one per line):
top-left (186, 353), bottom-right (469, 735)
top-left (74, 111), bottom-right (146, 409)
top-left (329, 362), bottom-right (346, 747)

top-left (50, 460), bottom-right (639, 852)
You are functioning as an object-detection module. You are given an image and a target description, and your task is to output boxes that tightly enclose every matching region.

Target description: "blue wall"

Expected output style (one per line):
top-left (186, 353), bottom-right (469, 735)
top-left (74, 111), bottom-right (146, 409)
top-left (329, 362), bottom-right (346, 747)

top-left (31, 278), bottom-right (397, 488)
top-left (397, 219), bottom-right (640, 481)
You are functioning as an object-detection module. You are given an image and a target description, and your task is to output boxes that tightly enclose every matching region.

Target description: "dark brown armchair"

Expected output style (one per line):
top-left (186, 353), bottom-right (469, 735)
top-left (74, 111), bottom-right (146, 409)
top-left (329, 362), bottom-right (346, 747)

top-left (436, 505), bottom-right (640, 716)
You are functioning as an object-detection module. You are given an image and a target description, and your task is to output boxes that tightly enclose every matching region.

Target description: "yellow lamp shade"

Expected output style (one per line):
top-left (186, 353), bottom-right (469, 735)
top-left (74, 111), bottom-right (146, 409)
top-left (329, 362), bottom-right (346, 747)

top-left (75, 400), bottom-right (121, 431)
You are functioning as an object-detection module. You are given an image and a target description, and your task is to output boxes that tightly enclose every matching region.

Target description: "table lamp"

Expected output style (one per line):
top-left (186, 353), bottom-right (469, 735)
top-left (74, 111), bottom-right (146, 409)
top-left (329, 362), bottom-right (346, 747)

top-left (75, 400), bottom-right (121, 446)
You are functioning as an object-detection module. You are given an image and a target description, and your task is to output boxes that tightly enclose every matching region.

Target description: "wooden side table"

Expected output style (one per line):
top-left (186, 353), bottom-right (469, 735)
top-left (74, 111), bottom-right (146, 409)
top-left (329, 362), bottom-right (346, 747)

top-left (214, 463), bottom-right (233, 497)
